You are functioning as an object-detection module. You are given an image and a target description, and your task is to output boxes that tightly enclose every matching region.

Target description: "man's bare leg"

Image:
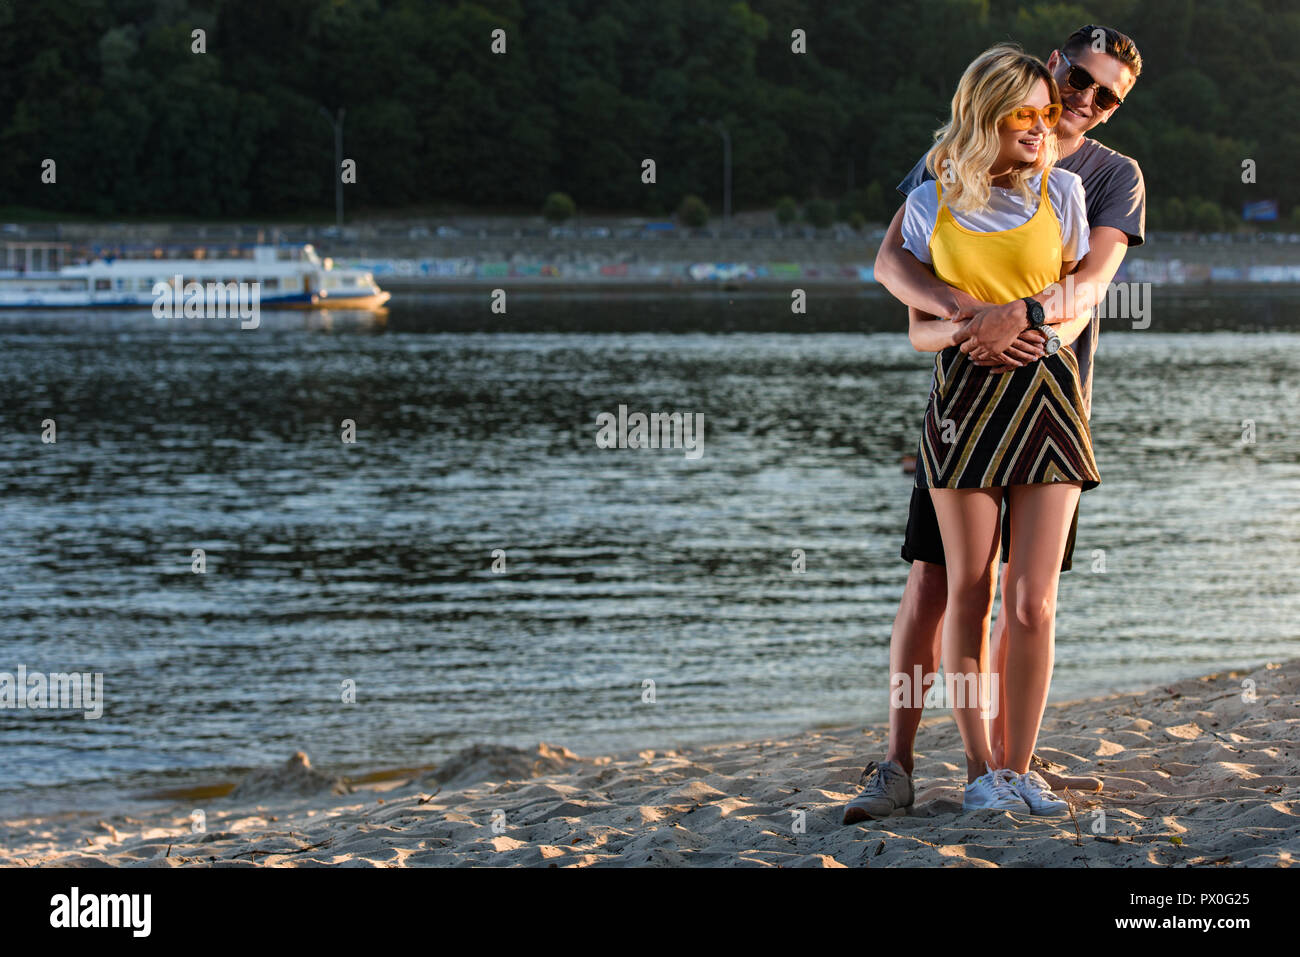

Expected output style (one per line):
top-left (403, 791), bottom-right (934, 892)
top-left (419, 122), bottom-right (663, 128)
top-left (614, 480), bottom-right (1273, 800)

top-left (883, 559), bottom-right (946, 776)
top-left (843, 558), bottom-right (946, 823)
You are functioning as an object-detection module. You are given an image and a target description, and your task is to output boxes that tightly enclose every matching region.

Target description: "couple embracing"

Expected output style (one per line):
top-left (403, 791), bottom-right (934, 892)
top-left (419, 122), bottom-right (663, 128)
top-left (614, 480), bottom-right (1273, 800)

top-left (846, 25), bottom-right (1147, 821)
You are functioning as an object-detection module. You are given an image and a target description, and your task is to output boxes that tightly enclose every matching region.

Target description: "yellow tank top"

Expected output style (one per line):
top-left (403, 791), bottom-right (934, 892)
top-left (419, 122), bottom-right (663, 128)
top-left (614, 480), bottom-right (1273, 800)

top-left (929, 171), bottom-right (1062, 305)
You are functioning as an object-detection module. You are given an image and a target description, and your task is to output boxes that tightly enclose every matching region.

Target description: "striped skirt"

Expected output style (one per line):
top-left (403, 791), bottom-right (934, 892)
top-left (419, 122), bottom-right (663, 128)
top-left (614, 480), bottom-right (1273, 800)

top-left (916, 343), bottom-right (1100, 491)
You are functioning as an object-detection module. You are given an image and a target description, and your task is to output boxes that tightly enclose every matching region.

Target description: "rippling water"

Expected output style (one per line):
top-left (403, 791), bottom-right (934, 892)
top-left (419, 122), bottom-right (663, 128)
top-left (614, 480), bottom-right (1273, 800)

top-left (1, 290), bottom-right (1298, 816)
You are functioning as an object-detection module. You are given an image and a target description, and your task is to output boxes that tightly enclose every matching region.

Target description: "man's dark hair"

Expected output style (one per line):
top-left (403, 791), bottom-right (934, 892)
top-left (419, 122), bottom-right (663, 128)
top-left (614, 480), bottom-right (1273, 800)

top-left (1061, 24), bottom-right (1143, 78)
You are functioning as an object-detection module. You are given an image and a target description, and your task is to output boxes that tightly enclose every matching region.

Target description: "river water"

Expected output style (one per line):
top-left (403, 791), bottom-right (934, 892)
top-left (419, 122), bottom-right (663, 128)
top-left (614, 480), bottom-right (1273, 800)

top-left (1, 289), bottom-right (1297, 816)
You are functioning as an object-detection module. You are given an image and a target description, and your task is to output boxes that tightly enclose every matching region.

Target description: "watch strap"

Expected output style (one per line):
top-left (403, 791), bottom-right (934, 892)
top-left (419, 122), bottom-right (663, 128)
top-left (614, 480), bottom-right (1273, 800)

top-left (1023, 297), bottom-right (1046, 329)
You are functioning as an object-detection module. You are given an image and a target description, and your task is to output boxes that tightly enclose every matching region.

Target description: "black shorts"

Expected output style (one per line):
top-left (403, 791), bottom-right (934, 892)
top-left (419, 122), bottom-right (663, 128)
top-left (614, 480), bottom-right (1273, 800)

top-left (900, 485), bottom-right (1079, 571)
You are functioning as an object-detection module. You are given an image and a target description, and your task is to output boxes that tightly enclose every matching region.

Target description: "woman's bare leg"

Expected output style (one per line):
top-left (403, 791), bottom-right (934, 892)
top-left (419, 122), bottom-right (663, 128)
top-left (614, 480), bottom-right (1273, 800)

top-left (1001, 482), bottom-right (1082, 774)
top-left (988, 561), bottom-right (1010, 768)
top-left (929, 487), bottom-right (1002, 783)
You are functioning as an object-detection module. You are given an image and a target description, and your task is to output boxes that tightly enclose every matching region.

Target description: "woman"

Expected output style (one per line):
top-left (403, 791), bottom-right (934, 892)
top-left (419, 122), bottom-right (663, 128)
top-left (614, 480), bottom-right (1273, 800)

top-left (897, 45), bottom-right (1098, 812)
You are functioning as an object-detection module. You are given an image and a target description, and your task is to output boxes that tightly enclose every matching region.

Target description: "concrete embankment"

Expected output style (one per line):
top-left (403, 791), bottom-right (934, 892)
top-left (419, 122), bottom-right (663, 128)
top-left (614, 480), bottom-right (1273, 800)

top-left (9, 216), bottom-right (1300, 289)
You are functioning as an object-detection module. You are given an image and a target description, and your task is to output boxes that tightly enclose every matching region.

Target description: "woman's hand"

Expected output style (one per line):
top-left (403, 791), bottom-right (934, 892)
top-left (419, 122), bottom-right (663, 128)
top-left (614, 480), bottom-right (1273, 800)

top-left (910, 310), bottom-right (977, 352)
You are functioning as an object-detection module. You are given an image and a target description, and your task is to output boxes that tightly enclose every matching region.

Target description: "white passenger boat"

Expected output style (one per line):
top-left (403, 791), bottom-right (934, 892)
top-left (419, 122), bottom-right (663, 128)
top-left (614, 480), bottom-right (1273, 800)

top-left (0, 243), bottom-right (390, 309)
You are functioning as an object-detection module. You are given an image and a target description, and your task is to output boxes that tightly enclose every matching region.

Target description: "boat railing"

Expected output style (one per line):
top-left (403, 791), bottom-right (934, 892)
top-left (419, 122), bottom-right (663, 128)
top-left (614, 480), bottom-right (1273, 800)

top-left (5, 242), bottom-right (324, 269)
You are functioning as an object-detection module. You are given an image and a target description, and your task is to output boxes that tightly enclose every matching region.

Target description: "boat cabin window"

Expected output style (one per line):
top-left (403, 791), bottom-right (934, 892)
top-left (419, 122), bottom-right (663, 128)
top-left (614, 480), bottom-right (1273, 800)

top-left (95, 278), bottom-right (111, 291)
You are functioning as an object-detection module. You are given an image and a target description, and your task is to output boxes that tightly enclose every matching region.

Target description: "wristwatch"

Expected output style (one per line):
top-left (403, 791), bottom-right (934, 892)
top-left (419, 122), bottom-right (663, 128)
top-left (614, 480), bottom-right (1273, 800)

top-left (1023, 297), bottom-right (1046, 331)
top-left (1041, 325), bottom-right (1061, 356)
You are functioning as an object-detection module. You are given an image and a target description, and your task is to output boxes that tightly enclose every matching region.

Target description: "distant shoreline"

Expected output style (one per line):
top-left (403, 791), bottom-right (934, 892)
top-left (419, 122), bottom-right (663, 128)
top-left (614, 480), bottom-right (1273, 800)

top-left (8, 220), bottom-right (1300, 290)
top-left (376, 278), bottom-right (1300, 295)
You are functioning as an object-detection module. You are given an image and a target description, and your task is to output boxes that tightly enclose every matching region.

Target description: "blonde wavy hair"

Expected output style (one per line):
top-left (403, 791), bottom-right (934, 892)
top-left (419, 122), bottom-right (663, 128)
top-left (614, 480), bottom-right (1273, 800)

top-left (925, 44), bottom-right (1061, 213)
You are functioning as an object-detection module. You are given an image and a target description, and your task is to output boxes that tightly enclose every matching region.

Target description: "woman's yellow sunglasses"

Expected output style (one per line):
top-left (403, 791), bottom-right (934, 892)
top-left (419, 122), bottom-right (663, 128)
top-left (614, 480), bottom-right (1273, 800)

top-left (1003, 104), bottom-right (1062, 130)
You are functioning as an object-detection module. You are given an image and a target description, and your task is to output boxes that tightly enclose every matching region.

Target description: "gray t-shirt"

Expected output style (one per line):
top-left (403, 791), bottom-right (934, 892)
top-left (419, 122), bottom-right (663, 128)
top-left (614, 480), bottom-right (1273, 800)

top-left (896, 138), bottom-right (1145, 417)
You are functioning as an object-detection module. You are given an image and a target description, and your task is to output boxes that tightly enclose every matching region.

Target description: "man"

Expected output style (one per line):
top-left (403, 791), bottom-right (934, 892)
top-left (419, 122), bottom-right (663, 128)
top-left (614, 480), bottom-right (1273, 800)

top-left (844, 24), bottom-right (1146, 824)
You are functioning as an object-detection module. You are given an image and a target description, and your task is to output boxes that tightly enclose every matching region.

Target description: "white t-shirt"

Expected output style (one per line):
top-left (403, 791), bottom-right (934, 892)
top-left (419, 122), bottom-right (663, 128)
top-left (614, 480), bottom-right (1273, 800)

top-left (900, 167), bottom-right (1089, 265)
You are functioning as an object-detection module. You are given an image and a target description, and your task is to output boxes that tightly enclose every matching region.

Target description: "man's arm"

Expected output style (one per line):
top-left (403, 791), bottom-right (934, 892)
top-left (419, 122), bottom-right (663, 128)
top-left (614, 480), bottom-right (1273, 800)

top-left (879, 201), bottom-right (1044, 368)
top-left (961, 225), bottom-right (1134, 359)
top-left (875, 204), bottom-right (988, 320)
top-left (1043, 260), bottom-right (1093, 349)
top-left (1041, 226), bottom-right (1131, 323)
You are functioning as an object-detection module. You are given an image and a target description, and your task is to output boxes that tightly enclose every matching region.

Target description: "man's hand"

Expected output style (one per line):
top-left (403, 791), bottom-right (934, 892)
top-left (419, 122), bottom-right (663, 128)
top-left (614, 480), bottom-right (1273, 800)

top-left (968, 327), bottom-right (1047, 372)
top-left (959, 300), bottom-right (1030, 358)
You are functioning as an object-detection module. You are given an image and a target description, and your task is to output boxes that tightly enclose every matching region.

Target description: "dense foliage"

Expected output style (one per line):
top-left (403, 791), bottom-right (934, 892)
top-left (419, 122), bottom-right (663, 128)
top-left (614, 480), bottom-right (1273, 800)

top-left (0, 0), bottom-right (1289, 225)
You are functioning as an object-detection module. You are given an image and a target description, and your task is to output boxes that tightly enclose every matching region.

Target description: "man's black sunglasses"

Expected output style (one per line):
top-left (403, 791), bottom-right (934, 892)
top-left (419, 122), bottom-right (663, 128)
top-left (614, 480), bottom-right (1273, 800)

top-left (1059, 53), bottom-right (1125, 110)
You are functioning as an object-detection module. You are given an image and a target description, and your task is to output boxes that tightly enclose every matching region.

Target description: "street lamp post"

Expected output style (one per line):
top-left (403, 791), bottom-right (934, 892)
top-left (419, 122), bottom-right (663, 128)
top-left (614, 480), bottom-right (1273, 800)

top-left (319, 106), bottom-right (346, 229)
top-left (698, 119), bottom-right (732, 224)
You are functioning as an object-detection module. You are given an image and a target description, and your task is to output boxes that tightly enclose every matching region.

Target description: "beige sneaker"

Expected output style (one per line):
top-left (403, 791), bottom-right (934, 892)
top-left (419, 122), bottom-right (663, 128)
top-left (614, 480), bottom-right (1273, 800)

top-left (842, 760), bottom-right (914, 824)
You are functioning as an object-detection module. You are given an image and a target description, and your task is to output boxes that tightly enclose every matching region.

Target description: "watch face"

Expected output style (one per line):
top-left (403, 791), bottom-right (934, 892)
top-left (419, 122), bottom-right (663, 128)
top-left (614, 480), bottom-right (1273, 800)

top-left (1044, 336), bottom-right (1060, 355)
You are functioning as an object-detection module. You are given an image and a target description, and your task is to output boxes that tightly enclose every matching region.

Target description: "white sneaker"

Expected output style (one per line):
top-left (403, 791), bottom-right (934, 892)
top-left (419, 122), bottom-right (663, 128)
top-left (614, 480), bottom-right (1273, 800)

top-left (1013, 770), bottom-right (1070, 816)
top-left (963, 765), bottom-right (1029, 811)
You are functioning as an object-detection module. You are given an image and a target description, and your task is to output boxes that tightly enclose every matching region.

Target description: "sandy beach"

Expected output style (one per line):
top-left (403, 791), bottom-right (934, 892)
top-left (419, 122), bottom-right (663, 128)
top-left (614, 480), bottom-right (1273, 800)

top-left (4, 659), bottom-right (1296, 868)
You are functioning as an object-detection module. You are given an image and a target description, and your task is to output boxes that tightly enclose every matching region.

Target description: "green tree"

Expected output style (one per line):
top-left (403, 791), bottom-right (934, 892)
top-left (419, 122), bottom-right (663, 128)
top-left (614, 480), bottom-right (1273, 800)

top-left (542, 192), bottom-right (576, 222)
top-left (840, 182), bottom-right (891, 224)
top-left (677, 194), bottom-right (709, 227)
top-left (805, 198), bottom-right (835, 228)
top-left (0, 0), bottom-right (1291, 220)
top-left (1191, 199), bottom-right (1226, 233)
top-left (1163, 197), bottom-right (1187, 230)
